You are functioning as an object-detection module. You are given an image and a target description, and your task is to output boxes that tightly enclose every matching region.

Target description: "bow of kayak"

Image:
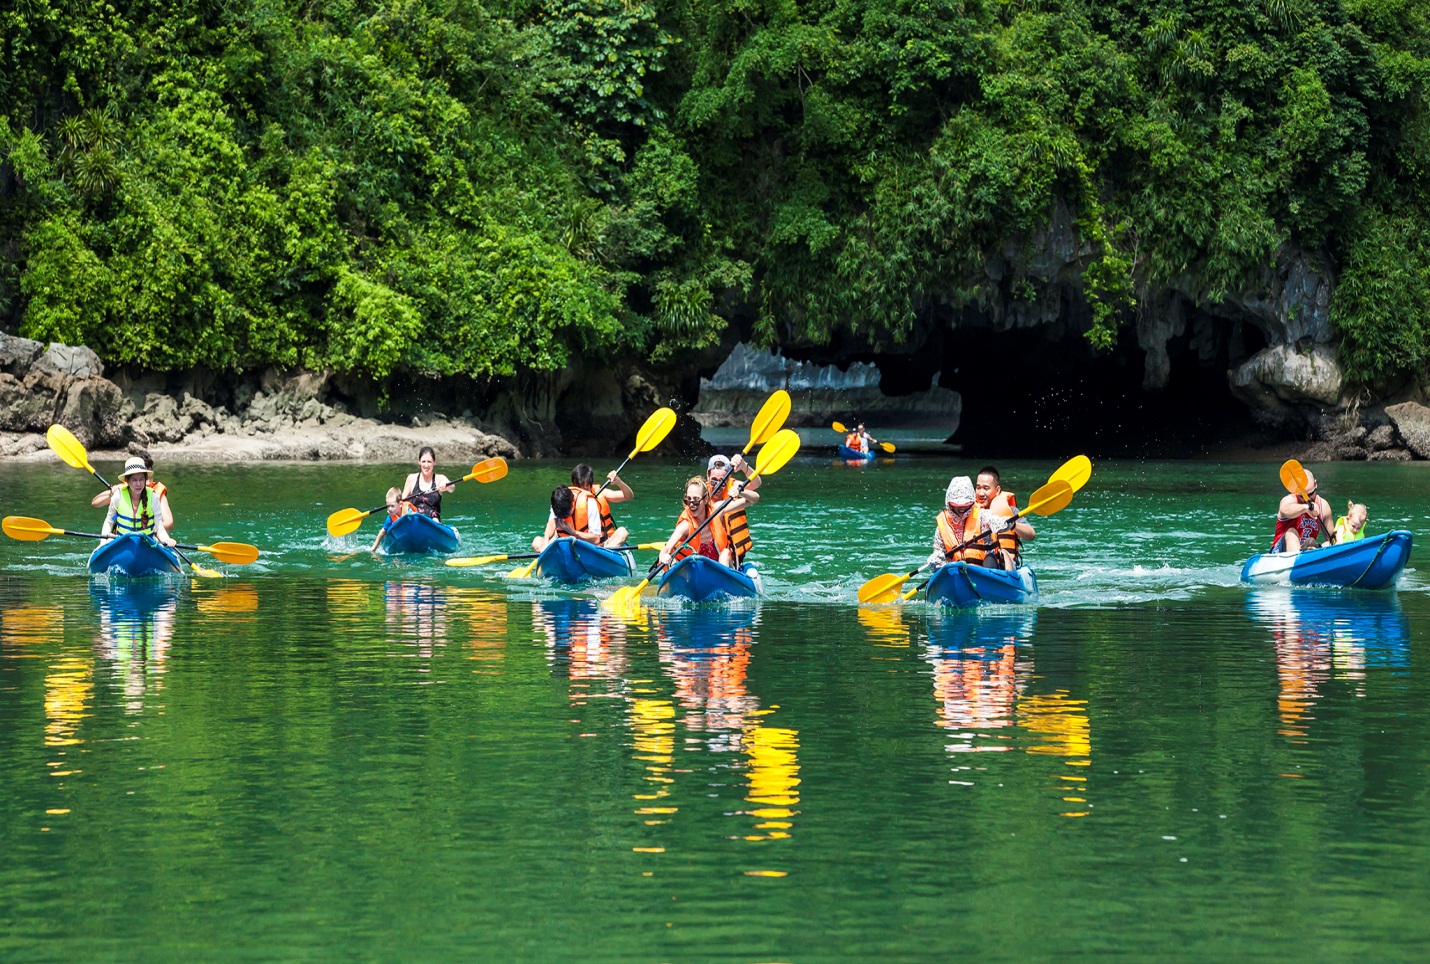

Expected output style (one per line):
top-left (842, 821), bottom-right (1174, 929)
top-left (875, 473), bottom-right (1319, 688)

top-left (381, 514), bottom-right (461, 555)
top-left (1240, 530), bottom-right (1412, 589)
top-left (924, 562), bottom-right (1037, 608)
top-left (837, 445), bottom-right (877, 461)
top-left (87, 534), bottom-right (183, 577)
top-left (533, 540), bottom-right (635, 583)
top-left (655, 555), bottom-right (762, 603)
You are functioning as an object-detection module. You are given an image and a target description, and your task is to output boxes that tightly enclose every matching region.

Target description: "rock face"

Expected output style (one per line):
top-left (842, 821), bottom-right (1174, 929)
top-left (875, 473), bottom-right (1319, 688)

top-left (1385, 402), bottom-right (1430, 459)
top-left (692, 343), bottom-right (962, 430)
top-left (1229, 343), bottom-right (1344, 425)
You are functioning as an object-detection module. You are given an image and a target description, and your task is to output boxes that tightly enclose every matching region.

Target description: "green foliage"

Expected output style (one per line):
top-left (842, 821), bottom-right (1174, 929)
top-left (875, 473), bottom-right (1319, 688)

top-left (0, 0), bottom-right (1428, 388)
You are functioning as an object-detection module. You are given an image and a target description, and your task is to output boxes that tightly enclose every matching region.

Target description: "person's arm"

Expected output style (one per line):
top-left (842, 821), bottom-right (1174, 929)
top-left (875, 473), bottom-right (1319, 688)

top-left (604, 471), bottom-right (633, 502)
top-left (927, 528), bottom-right (948, 569)
top-left (713, 495), bottom-right (748, 516)
top-left (1278, 494), bottom-right (1313, 521)
top-left (153, 517), bottom-right (175, 547)
top-left (100, 503), bottom-right (118, 538)
top-left (660, 521), bottom-right (693, 566)
top-left (401, 473), bottom-right (417, 499)
top-left (1320, 499), bottom-right (1336, 544)
top-left (370, 528), bottom-right (386, 552)
top-left (159, 494), bottom-right (174, 531)
top-left (92, 485), bottom-right (117, 508)
top-left (438, 474), bottom-right (455, 494)
top-left (729, 455), bottom-right (761, 501)
top-left (1015, 519), bottom-right (1035, 541)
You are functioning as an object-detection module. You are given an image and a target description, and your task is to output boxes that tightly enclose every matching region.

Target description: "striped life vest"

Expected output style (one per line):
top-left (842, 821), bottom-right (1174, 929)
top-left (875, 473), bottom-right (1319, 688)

top-left (113, 485), bottom-right (156, 536)
top-left (709, 480), bottom-right (752, 562)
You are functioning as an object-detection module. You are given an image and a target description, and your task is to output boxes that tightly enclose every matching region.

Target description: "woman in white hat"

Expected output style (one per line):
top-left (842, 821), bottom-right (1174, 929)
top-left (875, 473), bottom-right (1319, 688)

top-left (927, 476), bottom-right (995, 569)
top-left (90, 452), bottom-right (174, 533)
top-left (100, 457), bottom-right (177, 547)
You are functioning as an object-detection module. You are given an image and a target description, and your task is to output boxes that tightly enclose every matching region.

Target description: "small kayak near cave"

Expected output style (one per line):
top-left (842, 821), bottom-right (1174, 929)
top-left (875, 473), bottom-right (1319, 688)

top-left (87, 534), bottom-right (183, 577)
top-left (381, 513), bottom-right (461, 555)
top-left (656, 555), bottom-right (763, 603)
top-left (533, 539), bottom-right (635, 583)
top-left (837, 445), bottom-right (878, 462)
top-left (1240, 530), bottom-right (1412, 589)
top-left (923, 562), bottom-right (1037, 608)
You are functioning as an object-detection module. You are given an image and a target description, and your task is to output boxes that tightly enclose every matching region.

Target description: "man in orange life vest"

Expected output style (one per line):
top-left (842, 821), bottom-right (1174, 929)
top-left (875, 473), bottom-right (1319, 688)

top-left (975, 466), bottom-right (1035, 570)
top-left (926, 475), bottom-right (1002, 570)
top-left (532, 463), bottom-right (632, 552)
top-left (844, 422), bottom-right (880, 455)
top-left (1272, 468), bottom-right (1335, 553)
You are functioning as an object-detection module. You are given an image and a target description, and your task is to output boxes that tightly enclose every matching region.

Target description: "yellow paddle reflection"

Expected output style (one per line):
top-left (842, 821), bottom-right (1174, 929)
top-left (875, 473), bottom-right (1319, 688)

top-left (45, 655), bottom-right (93, 749)
top-left (742, 717), bottom-right (800, 843)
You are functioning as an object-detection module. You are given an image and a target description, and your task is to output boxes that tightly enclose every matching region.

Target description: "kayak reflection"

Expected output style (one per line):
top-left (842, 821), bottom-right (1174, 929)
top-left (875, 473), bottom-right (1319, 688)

top-left (1247, 588), bottom-right (1411, 744)
top-left (90, 578), bottom-right (180, 713)
top-left (923, 609), bottom-right (1037, 747)
top-left (532, 598), bottom-right (632, 685)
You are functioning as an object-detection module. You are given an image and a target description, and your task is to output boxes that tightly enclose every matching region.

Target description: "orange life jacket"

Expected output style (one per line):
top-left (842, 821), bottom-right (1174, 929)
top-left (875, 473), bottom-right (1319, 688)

top-left (672, 506), bottom-right (731, 562)
top-left (936, 507), bottom-right (988, 563)
top-left (709, 480), bottom-right (753, 562)
top-left (387, 501), bottom-right (417, 523)
top-left (986, 491), bottom-right (1020, 556)
top-left (569, 487), bottom-right (617, 541)
top-left (845, 432), bottom-right (862, 452)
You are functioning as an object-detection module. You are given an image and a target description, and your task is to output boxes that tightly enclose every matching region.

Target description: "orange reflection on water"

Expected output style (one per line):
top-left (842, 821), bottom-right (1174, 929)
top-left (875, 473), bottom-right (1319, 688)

top-left (534, 601), bottom-right (632, 702)
top-left (657, 611), bottom-right (760, 734)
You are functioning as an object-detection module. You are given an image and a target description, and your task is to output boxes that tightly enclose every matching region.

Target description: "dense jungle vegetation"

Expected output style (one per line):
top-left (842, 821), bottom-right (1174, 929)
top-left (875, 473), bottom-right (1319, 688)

top-left (1, 0), bottom-right (1427, 386)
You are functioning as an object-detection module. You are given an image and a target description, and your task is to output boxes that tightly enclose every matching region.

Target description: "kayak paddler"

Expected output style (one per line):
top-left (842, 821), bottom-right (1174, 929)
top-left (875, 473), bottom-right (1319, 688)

top-left (976, 466), bottom-right (1035, 571)
top-left (91, 452), bottom-right (175, 533)
top-left (658, 476), bottom-right (751, 570)
top-left (100, 457), bottom-right (177, 547)
top-left (532, 464), bottom-right (632, 552)
top-left (844, 422), bottom-right (879, 455)
top-left (402, 446), bottom-right (454, 521)
top-left (928, 476), bottom-right (999, 569)
top-left (1272, 468), bottom-right (1335, 553)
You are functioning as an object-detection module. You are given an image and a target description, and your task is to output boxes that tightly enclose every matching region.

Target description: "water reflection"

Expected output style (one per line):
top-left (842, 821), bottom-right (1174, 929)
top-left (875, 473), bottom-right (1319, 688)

top-left (446, 588), bottom-right (508, 672)
top-left (1247, 589), bottom-right (1411, 743)
top-left (924, 610), bottom-right (1037, 750)
top-left (655, 608), bottom-right (761, 735)
top-left (533, 598), bottom-right (631, 688)
top-left (384, 582), bottom-right (447, 665)
top-left (91, 579), bottom-right (180, 714)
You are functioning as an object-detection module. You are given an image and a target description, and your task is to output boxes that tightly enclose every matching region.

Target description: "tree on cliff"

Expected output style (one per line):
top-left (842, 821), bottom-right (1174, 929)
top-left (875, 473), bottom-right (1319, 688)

top-left (0, 0), bottom-right (1426, 388)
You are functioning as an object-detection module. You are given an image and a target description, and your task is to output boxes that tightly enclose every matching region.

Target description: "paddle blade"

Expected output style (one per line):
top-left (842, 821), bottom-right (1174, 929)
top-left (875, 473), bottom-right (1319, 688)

top-left (3, 516), bottom-right (61, 541)
top-left (744, 390), bottom-right (792, 453)
top-left (631, 407), bottom-right (678, 457)
top-left (466, 457), bottom-right (509, 484)
top-left (446, 554), bottom-right (509, 567)
top-left (604, 578), bottom-right (652, 610)
top-left (1051, 455), bottom-right (1092, 494)
top-left (751, 428), bottom-right (801, 477)
top-left (46, 424), bottom-right (94, 472)
top-left (859, 572), bottom-right (912, 604)
top-left (1280, 459), bottom-right (1308, 496)
top-left (832, 421), bottom-right (848, 434)
top-left (196, 542), bottom-right (260, 564)
top-left (188, 561), bottom-right (225, 579)
top-left (1023, 479), bottom-right (1074, 516)
top-left (880, 441), bottom-right (896, 453)
top-left (326, 507), bottom-right (371, 537)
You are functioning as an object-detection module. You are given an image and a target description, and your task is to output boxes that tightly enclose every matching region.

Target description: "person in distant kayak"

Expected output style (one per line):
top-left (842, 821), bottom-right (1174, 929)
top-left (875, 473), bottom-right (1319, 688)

top-left (659, 476), bottom-right (750, 569)
top-left (369, 487), bottom-right (418, 553)
top-left (844, 422), bottom-right (880, 455)
top-left (531, 464), bottom-right (632, 552)
top-left (402, 446), bottom-right (454, 521)
top-left (92, 452), bottom-right (174, 533)
top-left (1334, 501), bottom-right (1368, 543)
top-left (975, 466), bottom-right (1035, 570)
top-left (1273, 469), bottom-right (1335, 553)
top-left (927, 476), bottom-right (997, 569)
top-left (705, 454), bottom-right (758, 564)
top-left (100, 457), bottom-right (176, 547)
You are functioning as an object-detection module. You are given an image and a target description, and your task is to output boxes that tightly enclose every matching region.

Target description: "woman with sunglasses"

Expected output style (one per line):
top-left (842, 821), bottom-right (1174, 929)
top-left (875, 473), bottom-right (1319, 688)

top-left (658, 476), bottom-right (749, 569)
top-left (1272, 468), bottom-right (1336, 553)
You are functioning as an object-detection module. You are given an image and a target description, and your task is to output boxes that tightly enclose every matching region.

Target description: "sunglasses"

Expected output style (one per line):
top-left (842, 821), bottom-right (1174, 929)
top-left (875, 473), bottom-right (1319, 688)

top-left (683, 495), bottom-right (704, 506)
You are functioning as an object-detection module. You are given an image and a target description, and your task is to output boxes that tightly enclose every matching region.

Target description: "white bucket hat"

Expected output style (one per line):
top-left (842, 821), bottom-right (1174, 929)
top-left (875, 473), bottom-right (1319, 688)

top-left (120, 457), bottom-right (151, 479)
top-left (945, 476), bottom-right (975, 506)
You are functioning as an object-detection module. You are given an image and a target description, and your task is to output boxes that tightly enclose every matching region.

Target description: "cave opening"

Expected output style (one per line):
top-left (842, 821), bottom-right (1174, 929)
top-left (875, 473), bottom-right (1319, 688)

top-left (876, 319), bottom-right (1275, 459)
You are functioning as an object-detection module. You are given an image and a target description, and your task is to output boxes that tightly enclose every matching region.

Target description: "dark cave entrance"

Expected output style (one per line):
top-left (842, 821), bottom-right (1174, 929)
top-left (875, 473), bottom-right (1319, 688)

top-left (876, 319), bottom-right (1274, 459)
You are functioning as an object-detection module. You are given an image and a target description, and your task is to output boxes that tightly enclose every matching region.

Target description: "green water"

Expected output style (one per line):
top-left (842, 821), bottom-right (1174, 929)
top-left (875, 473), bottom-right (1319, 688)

top-left (3, 457), bottom-right (1429, 958)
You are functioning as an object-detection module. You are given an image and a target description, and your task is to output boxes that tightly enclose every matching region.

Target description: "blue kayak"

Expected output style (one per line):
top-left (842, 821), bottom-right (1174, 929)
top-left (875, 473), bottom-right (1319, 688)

top-left (838, 444), bottom-right (877, 461)
top-left (533, 539), bottom-right (634, 583)
top-left (381, 513), bottom-right (460, 554)
top-left (923, 562), bottom-right (1037, 608)
top-left (87, 534), bottom-right (183, 576)
top-left (1240, 530), bottom-right (1412, 589)
top-left (656, 555), bottom-right (763, 602)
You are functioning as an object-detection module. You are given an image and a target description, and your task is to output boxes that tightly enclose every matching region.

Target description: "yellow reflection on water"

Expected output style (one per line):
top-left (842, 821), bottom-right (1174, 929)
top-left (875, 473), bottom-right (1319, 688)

top-left (446, 588), bottom-right (507, 670)
top-left (858, 607), bottom-right (910, 648)
top-left (1017, 691), bottom-right (1093, 817)
top-left (44, 655), bottom-right (94, 748)
top-left (194, 584), bottom-right (259, 616)
top-left (3, 606), bottom-right (65, 647)
top-left (630, 697), bottom-right (677, 806)
top-left (743, 722), bottom-right (800, 842)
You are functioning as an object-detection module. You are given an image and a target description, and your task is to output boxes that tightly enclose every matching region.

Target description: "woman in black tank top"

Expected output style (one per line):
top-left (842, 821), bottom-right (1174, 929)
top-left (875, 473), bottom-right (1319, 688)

top-left (402, 446), bottom-right (454, 521)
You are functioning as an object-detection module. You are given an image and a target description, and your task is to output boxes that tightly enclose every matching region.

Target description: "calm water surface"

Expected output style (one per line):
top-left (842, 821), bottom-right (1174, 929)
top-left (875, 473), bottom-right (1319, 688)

top-left (2, 457), bottom-right (1429, 958)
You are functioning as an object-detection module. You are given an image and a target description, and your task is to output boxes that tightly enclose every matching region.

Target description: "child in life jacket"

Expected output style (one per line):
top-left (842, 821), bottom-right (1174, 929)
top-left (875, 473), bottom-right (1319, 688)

top-left (370, 487), bottom-right (417, 552)
top-left (1334, 502), bottom-right (1367, 543)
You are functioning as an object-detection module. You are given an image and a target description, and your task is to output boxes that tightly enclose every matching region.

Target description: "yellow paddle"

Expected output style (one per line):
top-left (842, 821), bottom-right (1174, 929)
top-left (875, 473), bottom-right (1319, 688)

top-left (832, 420), bottom-right (895, 453)
top-left (45, 424), bottom-right (221, 576)
top-left (2, 515), bottom-right (260, 564)
top-left (1052, 455), bottom-right (1093, 494)
top-left (604, 428), bottom-right (802, 610)
top-left (1280, 459), bottom-right (1309, 497)
top-left (447, 542), bottom-right (665, 568)
top-left (591, 407), bottom-right (677, 501)
top-left (326, 457), bottom-right (509, 537)
top-left (745, 390), bottom-right (792, 453)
